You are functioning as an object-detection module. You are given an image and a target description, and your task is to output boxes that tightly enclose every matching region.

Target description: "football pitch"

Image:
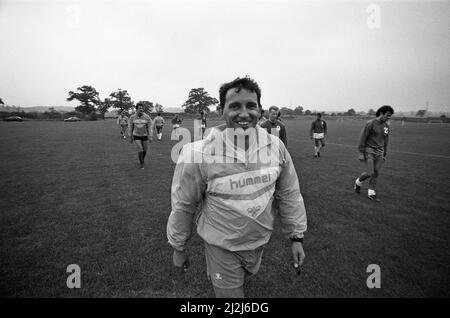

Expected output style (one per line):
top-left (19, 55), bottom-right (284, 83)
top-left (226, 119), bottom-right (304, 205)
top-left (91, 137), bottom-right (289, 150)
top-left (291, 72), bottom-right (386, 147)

top-left (0, 118), bottom-right (449, 297)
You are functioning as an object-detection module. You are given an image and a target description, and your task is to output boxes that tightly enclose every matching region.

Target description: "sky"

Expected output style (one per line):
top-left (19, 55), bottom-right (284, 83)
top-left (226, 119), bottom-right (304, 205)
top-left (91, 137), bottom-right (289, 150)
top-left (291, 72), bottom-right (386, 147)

top-left (0, 0), bottom-right (449, 113)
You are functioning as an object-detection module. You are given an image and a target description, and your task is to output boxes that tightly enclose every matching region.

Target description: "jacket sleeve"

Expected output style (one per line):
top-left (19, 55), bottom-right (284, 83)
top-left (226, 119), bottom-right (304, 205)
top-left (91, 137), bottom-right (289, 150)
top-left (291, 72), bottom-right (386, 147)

top-left (167, 144), bottom-right (206, 251)
top-left (358, 121), bottom-right (371, 153)
top-left (274, 147), bottom-right (307, 240)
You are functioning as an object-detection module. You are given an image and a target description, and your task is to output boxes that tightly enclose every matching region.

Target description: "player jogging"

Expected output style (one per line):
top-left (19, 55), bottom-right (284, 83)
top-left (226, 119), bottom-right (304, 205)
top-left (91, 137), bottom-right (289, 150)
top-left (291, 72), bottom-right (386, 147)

top-left (154, 113), bottom-right (165, 141)
top-left (129, 105), bottom-right (153, 169)
top-left (310, 113), bottom-right (327, 157)
top-left (354, 105), bottom-right (394, 202)
top-left (117, 110), bottom-right (129, 139)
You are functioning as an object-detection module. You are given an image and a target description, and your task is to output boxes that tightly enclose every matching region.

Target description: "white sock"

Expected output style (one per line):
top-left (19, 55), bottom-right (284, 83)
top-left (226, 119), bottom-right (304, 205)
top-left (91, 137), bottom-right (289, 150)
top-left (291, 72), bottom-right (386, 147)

top-left (356, 178), bottom-right (362, 186)
top-left (368, 189), bottom-right (376, 196)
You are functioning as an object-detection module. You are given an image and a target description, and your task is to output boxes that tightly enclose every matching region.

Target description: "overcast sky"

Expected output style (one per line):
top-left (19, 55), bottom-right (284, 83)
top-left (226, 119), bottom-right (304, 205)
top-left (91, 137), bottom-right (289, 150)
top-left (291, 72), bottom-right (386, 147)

top-left (0, 0), bottom-right (449, 112)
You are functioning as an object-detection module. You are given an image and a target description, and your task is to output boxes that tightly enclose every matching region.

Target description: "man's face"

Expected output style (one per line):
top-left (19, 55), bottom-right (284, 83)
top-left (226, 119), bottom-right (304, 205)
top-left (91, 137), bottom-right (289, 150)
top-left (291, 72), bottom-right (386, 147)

top-left (269, 110), bottom-right (278, 122)
top-left (380, 111), bottom-right (392, 123)
top-left (137, 106), bottom-right (143, 115)
top-left (222, 88), bottom-right (260, 130)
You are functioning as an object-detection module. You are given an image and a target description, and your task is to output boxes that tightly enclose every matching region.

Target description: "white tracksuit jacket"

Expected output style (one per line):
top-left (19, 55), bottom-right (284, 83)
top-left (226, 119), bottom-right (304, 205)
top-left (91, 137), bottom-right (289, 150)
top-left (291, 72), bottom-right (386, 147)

top-left (167, 124), bottom-right (307, 252)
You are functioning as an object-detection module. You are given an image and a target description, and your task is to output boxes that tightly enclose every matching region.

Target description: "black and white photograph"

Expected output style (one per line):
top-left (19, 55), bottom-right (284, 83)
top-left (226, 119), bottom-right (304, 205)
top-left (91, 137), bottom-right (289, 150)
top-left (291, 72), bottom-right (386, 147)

top-left (0, 0), bottom-right (449, 303)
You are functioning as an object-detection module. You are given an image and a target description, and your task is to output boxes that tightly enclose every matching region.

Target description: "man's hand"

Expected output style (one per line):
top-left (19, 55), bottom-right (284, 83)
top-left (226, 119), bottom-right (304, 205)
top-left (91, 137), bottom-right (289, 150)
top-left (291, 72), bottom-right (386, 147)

top-left (358, 152), bottom-right (365, 162)
top-left (173, 250), bottom-right (190, 272)
top-left (149, 137), bottom-right (153, 143)
top-left (291, 242), bottom-right (305, 275)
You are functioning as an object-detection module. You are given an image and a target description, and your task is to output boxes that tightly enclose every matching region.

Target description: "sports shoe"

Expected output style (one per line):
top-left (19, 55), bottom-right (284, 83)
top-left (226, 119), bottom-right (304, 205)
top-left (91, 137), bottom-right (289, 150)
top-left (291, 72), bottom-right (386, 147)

top-left (368, 194), bottom-right (380, 202)
top-left (354, 181), bottom-right (361, 194)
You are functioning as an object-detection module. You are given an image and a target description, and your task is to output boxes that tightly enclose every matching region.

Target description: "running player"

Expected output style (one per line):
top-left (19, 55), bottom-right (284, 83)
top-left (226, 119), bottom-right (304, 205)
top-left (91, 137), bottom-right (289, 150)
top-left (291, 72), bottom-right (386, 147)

top-left (154, 113), bottom-right (165, 141)
top-left (129, 105), bottom-right (153, 169)
top-left (260, 106), bottom-right (287, 147)
top-left (310, 113), bottom-right (327, 157)
top-left (354, 105), bottom-right (394, 202)
top-left (117, 110), bottom-right (129, 139)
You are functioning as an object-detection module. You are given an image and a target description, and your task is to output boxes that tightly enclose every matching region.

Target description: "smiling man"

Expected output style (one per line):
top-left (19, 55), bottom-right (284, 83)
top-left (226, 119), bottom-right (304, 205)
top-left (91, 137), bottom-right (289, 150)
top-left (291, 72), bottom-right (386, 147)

top-left (167, 76), bottom-right (307, 298)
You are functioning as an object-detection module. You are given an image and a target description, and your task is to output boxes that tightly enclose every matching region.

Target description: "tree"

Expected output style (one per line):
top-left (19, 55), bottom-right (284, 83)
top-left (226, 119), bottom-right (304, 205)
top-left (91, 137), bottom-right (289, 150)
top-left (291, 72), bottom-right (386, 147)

top-left (182, 88), bottom-right (218, 114)
top-left (98, 98), bottom-right (112, 119)
top-left (155, 103), bottom-right (164, 113)
top-left (344, 108), bottom-right (356, 116)
top-left (110, 89), bottom-right (134, 112)
top-left (280, 107), bottom-right (294, 115)
top-left (0, 97), bottom-right (4, 105)
top-left (135, 101), bottom-right (154, 114)
top-left (304, 110), bottom-right (312, 115)
top-left (294, 106), bottom-right (304, 115)
top-left (416, 109), bottom-right (426, 117)
top-left (368, 108), bottom-right (376, 116)
top-left (67, 85), bottom-right (101, 115)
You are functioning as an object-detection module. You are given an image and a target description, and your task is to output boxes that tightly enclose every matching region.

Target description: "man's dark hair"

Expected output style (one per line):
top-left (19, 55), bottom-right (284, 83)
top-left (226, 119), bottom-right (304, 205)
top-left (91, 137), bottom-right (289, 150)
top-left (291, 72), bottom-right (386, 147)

top-left (157, 113), bottom-right (161, 116)
top-left (376, 105), bottom-right (394, 117)
top-left (219, 76), bottom-right (262, 110)
top-left (316, 112), bottom-right (322, 118)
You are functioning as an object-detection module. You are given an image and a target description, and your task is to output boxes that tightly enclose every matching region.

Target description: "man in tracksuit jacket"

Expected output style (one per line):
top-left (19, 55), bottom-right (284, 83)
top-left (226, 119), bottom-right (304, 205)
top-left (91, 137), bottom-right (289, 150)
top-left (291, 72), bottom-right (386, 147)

top-left (354, 105), bottom-right (394, 202)
top-left (167, 76), bottom-right (307, 297)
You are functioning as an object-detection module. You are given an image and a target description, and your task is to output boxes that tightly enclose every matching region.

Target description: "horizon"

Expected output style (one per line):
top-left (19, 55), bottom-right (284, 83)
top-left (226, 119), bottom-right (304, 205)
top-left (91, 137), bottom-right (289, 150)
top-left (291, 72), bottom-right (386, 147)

top-left (1, 0), bottom-right (449, 112)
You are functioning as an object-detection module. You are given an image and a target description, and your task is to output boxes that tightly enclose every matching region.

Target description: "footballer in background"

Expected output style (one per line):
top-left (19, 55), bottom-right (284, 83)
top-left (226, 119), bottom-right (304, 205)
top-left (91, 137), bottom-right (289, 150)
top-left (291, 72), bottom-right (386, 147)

top-left (129, 105), bottom-right (153, 169)
top-left (310, 113), bottom-right (327, 157)
top-left (260, 106), bottom-right (288, 147)
top-left (117, 110), bottom-right (129, 139)
top-left (354, 105), bottom-right (394, 202)
top-left (154, 113), bottom-right (165, 141)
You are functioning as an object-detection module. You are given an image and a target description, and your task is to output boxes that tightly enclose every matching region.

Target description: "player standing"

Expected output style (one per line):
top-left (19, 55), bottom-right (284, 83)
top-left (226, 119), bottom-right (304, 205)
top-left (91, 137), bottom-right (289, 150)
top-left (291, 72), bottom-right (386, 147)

top-left (309, 113), bottom-right (327, 157)
top-left (260, 106), bottom-right (287, 147)
top-left (354, 105), bottom-right (394, 202)
top-left (129, 105), bottom-right (153, 169)
top-left (154, 113), bottom-right (165, 141)
top-left (117, 110), bottom-right (129, 139)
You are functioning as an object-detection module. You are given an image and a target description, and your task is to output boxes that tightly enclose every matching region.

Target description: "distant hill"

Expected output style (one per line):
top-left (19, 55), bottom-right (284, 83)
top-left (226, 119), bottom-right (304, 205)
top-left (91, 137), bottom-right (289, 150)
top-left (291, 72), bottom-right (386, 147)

top-left (0, 106), bottom-right (75, 113)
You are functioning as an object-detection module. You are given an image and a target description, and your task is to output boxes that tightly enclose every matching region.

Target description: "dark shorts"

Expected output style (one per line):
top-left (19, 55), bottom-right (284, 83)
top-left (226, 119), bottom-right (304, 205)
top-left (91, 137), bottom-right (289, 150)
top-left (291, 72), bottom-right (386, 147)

top-left (156, 126), bottom-right (163, 133)
top-left (133, 135), bottom-right (148, 141)
top-left (365, 147), bottom-right (383, 161)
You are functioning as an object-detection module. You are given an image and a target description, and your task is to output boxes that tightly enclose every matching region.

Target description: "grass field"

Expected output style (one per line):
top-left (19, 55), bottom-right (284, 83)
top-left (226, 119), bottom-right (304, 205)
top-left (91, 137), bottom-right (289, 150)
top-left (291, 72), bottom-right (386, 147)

top-left (0, 118), bottom-right (449, 298)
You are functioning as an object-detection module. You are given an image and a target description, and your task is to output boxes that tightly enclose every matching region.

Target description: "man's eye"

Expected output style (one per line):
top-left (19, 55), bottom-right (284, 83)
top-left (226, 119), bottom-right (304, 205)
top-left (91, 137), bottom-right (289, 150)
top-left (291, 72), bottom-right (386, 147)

top-left (247, 103), bottom-right (257, 109)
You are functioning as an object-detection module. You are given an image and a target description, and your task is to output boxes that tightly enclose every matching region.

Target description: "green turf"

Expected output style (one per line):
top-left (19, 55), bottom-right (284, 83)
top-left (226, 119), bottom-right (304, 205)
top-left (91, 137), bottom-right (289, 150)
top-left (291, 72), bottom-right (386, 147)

top-left (0, 119), bottom-right (449, 297)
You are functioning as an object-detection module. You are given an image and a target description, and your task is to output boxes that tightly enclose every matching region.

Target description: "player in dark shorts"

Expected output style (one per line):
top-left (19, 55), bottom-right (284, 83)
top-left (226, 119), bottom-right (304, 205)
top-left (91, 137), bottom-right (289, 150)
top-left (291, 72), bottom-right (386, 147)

top-left (354, 105), bottom-right (394, 202)
top-left (129, 105), bottom-right (153, 169)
